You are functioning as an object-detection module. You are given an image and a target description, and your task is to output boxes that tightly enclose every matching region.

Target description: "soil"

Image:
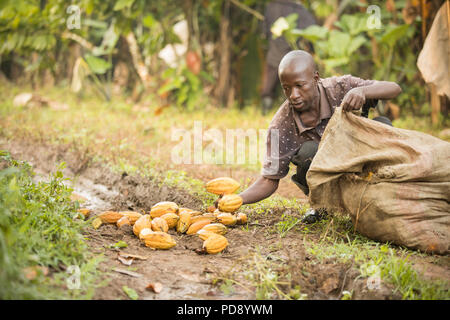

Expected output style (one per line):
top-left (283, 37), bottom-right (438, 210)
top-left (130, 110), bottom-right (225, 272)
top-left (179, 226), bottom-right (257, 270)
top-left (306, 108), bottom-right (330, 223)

top-left (1, 137), bottom-right (449, 300)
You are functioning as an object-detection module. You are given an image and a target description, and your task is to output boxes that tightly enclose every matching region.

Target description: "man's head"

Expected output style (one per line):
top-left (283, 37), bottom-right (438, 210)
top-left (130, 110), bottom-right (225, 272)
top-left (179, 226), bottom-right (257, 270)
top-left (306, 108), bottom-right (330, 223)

top-left (278, 50), bottom-right (320, 112)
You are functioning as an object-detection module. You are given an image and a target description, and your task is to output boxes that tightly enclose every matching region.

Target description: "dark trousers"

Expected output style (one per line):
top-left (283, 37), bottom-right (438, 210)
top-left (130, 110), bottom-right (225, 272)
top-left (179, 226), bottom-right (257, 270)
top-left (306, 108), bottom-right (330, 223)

top-left (291, 116), bottom-right (392, 195)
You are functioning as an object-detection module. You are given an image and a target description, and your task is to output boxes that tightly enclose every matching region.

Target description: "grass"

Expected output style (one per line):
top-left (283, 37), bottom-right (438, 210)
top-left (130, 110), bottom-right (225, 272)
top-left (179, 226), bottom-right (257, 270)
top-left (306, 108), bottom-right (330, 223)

top-left (303, 218), bottom-right (450, 300)
top-left (0, 151), bottom-right (105, 299)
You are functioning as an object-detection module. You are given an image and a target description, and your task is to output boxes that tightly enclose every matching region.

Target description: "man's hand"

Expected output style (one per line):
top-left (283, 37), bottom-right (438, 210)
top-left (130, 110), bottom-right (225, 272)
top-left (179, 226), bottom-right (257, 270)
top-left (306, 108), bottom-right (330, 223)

top-left (341, 87), bottom-right (366, 112)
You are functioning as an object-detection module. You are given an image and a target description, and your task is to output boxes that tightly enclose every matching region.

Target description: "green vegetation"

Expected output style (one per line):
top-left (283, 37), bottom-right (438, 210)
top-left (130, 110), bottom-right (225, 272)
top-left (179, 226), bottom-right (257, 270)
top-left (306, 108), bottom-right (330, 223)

top-left (0, 151), bottom-right (103, 299)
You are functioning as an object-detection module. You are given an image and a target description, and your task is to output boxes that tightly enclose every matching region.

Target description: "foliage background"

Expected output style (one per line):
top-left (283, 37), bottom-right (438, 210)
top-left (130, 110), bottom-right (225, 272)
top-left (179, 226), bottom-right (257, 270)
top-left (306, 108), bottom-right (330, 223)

top-left (0, 0), bottom-right (448, 125)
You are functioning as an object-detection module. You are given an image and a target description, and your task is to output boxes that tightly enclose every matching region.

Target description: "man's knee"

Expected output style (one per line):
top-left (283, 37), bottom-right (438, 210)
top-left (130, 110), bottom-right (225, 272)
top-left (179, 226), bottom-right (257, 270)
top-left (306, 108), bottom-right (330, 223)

top-left (372, 116), bottom-right (393, 127)
top-left (291, 140), bottom-right (319, 166)
top-left (291, 141), bottom-right (319, 195)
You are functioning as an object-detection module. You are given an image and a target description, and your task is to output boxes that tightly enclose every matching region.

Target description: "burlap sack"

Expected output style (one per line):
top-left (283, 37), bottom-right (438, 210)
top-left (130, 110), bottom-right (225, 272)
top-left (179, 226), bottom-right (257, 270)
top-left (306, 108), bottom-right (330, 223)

top-left (307, 107), bottom-right (450, 254)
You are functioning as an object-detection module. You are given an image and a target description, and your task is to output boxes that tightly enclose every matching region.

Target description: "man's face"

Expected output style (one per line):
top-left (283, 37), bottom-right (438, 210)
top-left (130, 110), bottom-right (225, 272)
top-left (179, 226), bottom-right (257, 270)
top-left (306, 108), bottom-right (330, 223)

top-left (279, 67), bottom-right (319, 113)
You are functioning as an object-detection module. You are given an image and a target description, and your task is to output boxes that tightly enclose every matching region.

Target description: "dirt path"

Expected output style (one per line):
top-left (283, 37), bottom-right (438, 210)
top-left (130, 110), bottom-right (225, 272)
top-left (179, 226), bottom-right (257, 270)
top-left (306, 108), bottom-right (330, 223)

top-left (2, 138), bottom-right (449, 300)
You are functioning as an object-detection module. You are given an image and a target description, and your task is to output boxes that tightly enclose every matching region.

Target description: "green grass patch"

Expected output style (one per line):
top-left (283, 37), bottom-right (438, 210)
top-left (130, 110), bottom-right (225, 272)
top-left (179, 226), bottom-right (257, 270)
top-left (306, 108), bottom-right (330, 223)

top-left (304, 228), bottom-right (449, 300)
top-left (0, 151), bottom-right (104, 299)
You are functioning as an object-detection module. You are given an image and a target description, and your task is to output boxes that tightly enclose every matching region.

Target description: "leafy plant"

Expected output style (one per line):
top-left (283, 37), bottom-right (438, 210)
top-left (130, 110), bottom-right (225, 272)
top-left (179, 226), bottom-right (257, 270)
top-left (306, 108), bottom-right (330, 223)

top-left (0, 151), bottom-right (103, 299)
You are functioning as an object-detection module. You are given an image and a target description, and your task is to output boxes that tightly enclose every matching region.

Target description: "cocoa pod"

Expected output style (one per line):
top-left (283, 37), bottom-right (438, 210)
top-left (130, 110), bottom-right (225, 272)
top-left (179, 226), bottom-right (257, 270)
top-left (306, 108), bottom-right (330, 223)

top-left (150, 201), bottom-right (178, 218)
top-left (176, 211), bottom-right (192, 233)
top-left (133, 214), bottom-right (152, 237)
top-left (200, 223), bottom-right (228, 235)
top-left (142, 231), bottom-right (176, 250)
top-left (151, 217), bottom-right (169, 233)
top-left (186, 219), bottom-right (213, 235)
top-left (98, 211), bottom-right (124, 223)
top-left (236, 212), bottom-right (248, 225)
top-left (206, 177), bottom-right (240, 195)
top-left (160, 213), bottom-right (179, 229)
top-left (116, 216), bottom-right (131, 228)
top-left (202, 234), bottom-right (228, 254)
top-left (218, 194), bottom-right (243, 213)
top-left (217, 213), bottom-right (237, 226)
top-left (119, 211), bottom-right (143, 225)
top-left (196, 229), bottom-right (217, 241)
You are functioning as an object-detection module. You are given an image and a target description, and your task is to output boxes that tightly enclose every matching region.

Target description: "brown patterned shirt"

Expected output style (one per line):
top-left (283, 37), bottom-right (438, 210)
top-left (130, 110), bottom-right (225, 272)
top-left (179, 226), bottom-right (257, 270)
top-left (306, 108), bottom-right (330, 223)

top-left (262, 74), bottom-right (378, 179)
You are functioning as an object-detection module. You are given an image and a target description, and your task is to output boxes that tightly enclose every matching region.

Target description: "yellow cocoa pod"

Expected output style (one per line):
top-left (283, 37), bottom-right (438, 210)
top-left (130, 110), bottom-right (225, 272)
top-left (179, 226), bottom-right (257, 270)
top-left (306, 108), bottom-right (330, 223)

top-left (160, 213), bottom-right (179, 229)
top-left (77, 208), bottom-right (91, 218)
top-left (116, 216), bottom-right (131, 228)
top-left (176, 211), bottom-right (192, 233)
top-left (133, 214), bottom-right (152, 236)
top-left (190, 214), bottom-right (216, 225)
top-left (150, 201), bottom-right (179, 218)
top-left (119, 211), bottom-right (142, 225)
top-left (217, 213), bottom-right (237, 226)
top-left (151, 217), bottom-right (169, 233)
top-left (206, 177), bottom-right (240, 195)
top-left (179, 207), bottom-right (202, 216)
top-left (139, 227), bottom-right (154, 240)
top-left (236, 212), bottom-right (248, 225)
top-left (200, 223), bottom-right (228, 235)
top-left (143, 231), bottom-right (176, 250)
top-left (92, 217), bottom-right (103, 229)
top-left (218, 194), bottom-right (243, 213)
top-left (186, 219), bottom-right (213, 235)
top-left (98, 211), bottom-right (124, 223)
top-left (202, 234), bottom-right (228, 254)
top-left (196, 229), bottom-right (217, 241)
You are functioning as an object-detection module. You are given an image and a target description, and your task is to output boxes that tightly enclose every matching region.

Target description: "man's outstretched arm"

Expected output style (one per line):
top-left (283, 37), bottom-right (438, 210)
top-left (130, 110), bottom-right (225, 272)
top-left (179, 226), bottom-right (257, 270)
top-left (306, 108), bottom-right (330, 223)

top-left (238, 176), bottom-right (279, 205)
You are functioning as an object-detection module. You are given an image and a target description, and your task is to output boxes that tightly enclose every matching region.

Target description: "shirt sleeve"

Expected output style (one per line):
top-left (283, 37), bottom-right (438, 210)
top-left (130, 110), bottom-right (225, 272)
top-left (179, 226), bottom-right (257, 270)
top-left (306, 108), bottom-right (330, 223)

top-left (261, 127), bottom-right (291, 179)
top-left (339, 75), bottom-right (379, 109)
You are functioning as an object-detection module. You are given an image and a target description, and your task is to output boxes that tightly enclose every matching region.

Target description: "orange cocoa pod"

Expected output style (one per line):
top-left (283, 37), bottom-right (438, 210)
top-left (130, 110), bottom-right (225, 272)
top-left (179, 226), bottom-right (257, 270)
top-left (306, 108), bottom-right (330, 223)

top-left (133, 214), bottom-right (152, 236)
top-left (116, 216), bottom-right (131, 228)
top-left (151, 217), bottom-right (169, 233)
top-left (202, 234), bottom-right (228, 254)
top-left (217, 213), bottom-right (237, 226)
top-left (150, 201), bottom-right (178, 218)
top-left (176, 211), bottom-right (192, 233)
top-left (218, 194), bottom-right (243, 213)
top-left (206, 177), bottom-right (240, 195)
top-left (98, 211), bottom-right (124, 223)
top-left (143, 231), bottom-right (176, 250)
top-left (236, 212), bottom-right (248, 225)
top-left (200, 223), bottom-right (228, 235)
top-left (186, 219), bottom-right (213, 235)
top-left (160, 213), bottom-right (179, 229)
top-left (119, 211), bottom-right (142, 225)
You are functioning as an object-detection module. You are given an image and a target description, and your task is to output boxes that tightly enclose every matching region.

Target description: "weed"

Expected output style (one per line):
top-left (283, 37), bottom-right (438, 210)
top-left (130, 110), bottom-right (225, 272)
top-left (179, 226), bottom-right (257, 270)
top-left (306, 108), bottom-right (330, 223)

top-left (0, 151), bottom-right (103, 299)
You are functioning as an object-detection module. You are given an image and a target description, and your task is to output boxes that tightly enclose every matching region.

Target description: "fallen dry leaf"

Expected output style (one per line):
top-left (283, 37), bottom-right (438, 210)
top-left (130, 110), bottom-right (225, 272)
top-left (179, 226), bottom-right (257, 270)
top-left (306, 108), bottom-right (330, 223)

top-left (112, 268), bottom-right (143, 278)
top-left (23, 266), bottom-right (49, 280)
top-left (146, 282), bottom-right (163, 293)
top-left (117, 255), bottom-right (133, 266)
top-left (118, 253), bottom-right (149, 260)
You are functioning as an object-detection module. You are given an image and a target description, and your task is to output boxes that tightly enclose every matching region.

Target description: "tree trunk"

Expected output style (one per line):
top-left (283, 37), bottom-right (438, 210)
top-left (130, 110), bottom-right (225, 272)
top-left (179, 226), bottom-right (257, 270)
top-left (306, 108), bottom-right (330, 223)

top-left (214, 0), bottom-right (232, 107)
top-left (125, 31), bottom-right (151, 89)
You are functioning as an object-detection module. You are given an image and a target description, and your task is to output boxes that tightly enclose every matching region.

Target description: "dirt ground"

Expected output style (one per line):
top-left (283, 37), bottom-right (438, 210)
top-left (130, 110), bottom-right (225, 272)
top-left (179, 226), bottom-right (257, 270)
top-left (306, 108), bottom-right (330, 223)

top-left (2, 138), bottom-right (449, 300)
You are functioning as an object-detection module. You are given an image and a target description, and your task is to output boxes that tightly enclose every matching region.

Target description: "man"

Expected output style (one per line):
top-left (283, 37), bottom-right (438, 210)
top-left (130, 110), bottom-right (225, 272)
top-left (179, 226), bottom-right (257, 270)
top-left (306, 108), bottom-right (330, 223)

top-left (261, 0), bottom-right (316, 115)
top-left (238, 50), bottom-right (402, 223)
